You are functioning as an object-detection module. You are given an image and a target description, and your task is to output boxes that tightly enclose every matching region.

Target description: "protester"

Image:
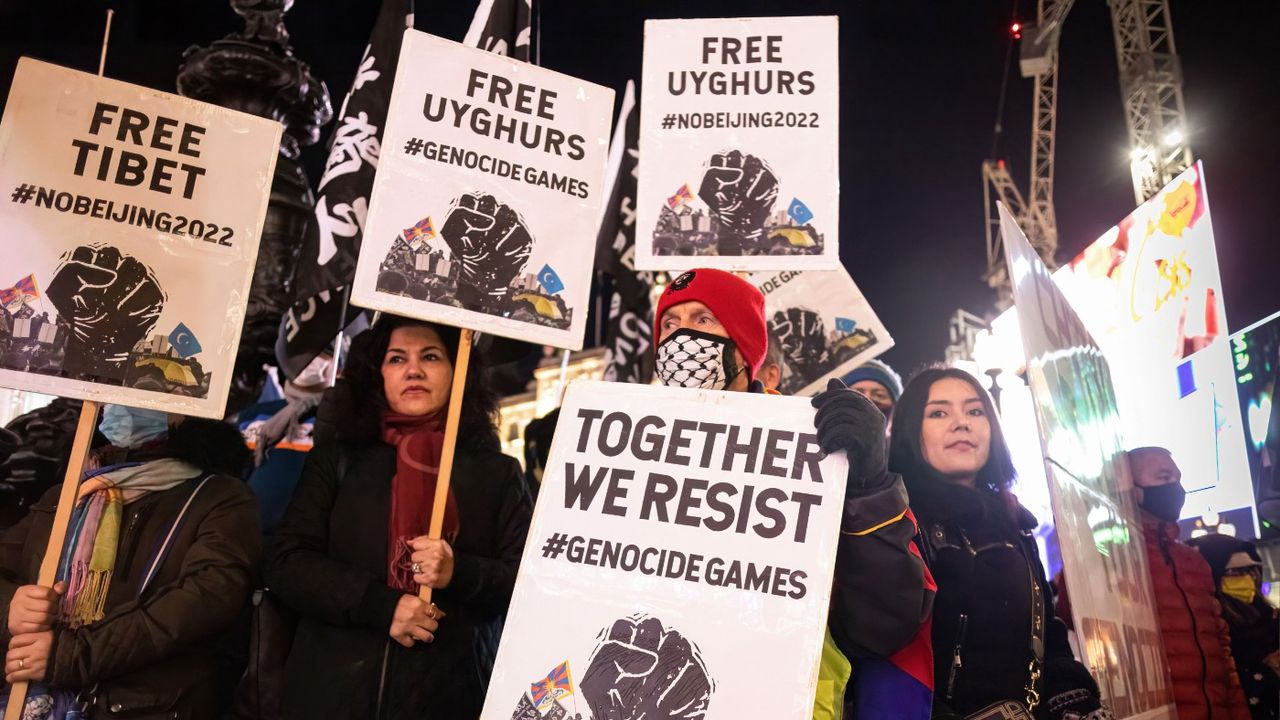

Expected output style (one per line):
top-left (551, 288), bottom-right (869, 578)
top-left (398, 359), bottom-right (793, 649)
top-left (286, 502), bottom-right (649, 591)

top-left (1189, 534), bottom-right (1279, 719)
top-left (237, 353), bottom-right (334, 541)
top-left (266, 315), bottom-right (532, 719)
top-left (1121, 446), bottom-right (1250, 720)
top-left (840, 357), bottom-right (903, 421)
top-left (0, 405), bottom-right (259, 718)
top-left (652, 268), bottom-right (935, 720)
top-left (889, 366), bottom-right (1109, 719)
top-left (759, 331), bottom-right (786, 392)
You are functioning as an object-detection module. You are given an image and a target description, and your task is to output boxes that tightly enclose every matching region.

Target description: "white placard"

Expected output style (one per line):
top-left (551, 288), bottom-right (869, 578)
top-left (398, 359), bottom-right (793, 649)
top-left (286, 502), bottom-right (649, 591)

top-left (752, 268), bottom-right (893, 396)
top-left (636, 16), bottom-right (840, 271)
top-left (351, 30), bottom-right (614, 349)
top-left (0, 58), bottom-right (280, 419)
top-left (482, 380), bottom-right (848, 720)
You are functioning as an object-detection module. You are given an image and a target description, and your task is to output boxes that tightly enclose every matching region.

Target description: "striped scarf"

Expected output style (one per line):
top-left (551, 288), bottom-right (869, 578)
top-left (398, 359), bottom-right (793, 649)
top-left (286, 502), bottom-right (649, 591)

top-left (56, 459), bottom-right (201, 627)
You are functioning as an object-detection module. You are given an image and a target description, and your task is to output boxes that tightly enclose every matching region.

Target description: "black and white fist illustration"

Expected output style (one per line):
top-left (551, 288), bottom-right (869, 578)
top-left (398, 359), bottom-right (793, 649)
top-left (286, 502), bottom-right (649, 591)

top-left (440, 192), bottom-right (534, 312)
top-left (46, 244), bottom-right (166, 381)
top-left (697, 150), bottom-right (778, 255)
top-left (581, 615), bottom-right (713, 720)
top-left (771, 307), bottom-right (828, 390)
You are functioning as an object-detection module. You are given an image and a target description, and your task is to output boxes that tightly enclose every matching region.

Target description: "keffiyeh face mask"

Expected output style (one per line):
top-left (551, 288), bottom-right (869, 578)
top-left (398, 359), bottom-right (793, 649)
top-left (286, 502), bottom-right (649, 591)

top-left (656, 328), bottom-right (746, 390)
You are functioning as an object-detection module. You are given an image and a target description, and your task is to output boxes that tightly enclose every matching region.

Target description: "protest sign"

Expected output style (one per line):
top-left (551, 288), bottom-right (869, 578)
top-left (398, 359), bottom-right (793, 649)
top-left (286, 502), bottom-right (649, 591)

top-left (1054, 163), bottom-right (1252, 526)
top-left (350, 30), bottom-right (613, 350)
top-left (0, 58), bottom-right (281, 419)
top-left (751, 268), bottom-right (893, 396)
top-left (1002, 205), bottom-right (1175, 719)
top-left (635, 16), bottom-right (840, 271)
top-left (482, 380), bottom-right (848, 720)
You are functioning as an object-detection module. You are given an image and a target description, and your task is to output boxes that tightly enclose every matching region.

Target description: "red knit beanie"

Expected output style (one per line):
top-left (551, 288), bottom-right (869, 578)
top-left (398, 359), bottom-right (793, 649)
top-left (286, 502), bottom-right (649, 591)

top-left (654, 269), bottom-right (768, 375)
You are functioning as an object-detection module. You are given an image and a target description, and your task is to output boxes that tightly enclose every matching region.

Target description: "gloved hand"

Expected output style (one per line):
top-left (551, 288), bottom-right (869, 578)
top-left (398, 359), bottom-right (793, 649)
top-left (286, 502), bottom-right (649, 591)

top-left (1043, 656), bottom-right (1111, 720)
top-left (811, 378), bottom-right (888, 496)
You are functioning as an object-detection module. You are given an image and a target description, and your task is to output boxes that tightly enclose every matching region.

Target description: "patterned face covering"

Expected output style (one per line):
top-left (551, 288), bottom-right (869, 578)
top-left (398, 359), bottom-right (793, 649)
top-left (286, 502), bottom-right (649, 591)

top-left (655, 328), bottom-right (745, 390)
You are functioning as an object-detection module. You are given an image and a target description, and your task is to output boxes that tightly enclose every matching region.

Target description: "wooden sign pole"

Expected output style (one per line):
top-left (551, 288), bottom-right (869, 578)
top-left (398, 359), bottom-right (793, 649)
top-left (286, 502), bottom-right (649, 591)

top-left (4, 400), bottom-right (99, 720)
top-left (418, 329), bottom-right (473, 605)
top-left (5, 11), bottom-right (112, 718)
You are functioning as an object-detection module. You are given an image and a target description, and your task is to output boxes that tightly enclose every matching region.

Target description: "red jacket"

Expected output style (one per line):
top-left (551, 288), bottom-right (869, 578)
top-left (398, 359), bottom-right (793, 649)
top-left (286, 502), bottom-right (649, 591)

top-left (1141, 513), bottom-right (1249, 720)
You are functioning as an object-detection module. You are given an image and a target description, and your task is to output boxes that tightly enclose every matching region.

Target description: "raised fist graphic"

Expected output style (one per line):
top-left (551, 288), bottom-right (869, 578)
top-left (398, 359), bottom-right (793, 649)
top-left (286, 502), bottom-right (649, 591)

top-left (770, 307), bottom-right (828, 390)
top-left (439, 192), bottom-right (534, 313)
top-left (697, 150), bottom-right (779, 255)
top-left (581, 615), bottom-right (713, 720)
top-left (46, 244), bottom-right (166, 382)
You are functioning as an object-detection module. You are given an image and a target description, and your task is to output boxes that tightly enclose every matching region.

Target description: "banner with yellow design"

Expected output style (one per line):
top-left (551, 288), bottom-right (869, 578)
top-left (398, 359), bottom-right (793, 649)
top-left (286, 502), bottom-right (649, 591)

top-left (1055, 162), bottom-right (1256, 532)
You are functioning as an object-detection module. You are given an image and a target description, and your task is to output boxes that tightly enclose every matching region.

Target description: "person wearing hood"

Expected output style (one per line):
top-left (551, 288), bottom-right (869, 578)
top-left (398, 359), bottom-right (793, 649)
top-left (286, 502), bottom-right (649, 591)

top-left (890, 366), bottom-right (1109, 719)
top-left (1189, 534), bottom-right (1279, 719)
top-left (0, 404), bottom-right (259, 719)
top-left (1124, 447), bottom-right (1250, 720)
top-left (651, 269), bottom-right (935, 720)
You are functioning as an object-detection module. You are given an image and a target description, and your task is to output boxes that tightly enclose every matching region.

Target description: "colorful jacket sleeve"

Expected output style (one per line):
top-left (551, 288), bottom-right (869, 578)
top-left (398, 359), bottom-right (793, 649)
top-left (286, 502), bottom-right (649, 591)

top-left (829, 474), bottom-right (935, 659)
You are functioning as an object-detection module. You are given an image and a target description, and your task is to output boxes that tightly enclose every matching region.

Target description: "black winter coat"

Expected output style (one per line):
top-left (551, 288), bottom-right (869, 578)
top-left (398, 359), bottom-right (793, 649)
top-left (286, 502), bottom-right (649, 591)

top-left (265, 440), bottom-right (532, 720)
top-left (910, 483), bottom-right (1079, 718)
top-left (0, 419), bottom-right (260, 720)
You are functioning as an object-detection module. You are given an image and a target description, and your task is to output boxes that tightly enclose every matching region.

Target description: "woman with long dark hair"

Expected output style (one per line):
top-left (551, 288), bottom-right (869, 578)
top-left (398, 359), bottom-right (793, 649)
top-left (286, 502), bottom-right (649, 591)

top-left (889, 366), bottom-right (1108, 720)
top-left (266, 316), bottom-right (532, 719)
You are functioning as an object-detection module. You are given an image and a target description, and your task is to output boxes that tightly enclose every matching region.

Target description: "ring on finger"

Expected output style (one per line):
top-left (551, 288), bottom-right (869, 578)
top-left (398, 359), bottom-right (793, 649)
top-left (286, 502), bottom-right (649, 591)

top-left (18, 658), bottom-right (25, 670)
top-left (412, 562), bottom-right (422, 574)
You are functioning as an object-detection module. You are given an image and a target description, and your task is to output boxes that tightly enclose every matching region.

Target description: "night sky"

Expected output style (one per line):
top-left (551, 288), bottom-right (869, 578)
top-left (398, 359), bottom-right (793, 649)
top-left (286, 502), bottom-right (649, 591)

top-left (2, 0), bottom-right (1276, 376)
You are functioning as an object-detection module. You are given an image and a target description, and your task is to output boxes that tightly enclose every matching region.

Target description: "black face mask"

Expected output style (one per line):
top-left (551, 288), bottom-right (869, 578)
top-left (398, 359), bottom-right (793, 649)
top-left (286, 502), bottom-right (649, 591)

top-left (1140, 483), bottom-right (1186, 522)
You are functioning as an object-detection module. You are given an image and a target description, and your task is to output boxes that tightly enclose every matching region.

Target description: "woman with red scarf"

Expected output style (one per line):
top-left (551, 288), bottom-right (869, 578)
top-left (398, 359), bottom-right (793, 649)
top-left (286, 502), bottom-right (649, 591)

top-left (266, 316), bottom-right (532, 719)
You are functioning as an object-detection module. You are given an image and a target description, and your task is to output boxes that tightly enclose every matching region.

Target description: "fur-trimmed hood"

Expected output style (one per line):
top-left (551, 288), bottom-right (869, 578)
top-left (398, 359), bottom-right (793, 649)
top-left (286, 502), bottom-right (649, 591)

top-left (158, 417), bottom-right (250, 479)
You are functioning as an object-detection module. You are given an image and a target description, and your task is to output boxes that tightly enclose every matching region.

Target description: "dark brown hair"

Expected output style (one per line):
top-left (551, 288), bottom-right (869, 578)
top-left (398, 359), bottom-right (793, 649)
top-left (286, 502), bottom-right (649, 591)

top-left (327, 315), bottom-right (500, 451)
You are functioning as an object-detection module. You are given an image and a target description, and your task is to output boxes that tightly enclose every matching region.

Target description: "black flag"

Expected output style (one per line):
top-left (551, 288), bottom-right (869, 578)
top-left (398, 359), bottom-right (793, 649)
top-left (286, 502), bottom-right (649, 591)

top-left (597, 81), bottom-right (654, 384)
top-left (276, 0), bottom-right (411, 378)
top-left (463, 0), bottom-right (534, 61)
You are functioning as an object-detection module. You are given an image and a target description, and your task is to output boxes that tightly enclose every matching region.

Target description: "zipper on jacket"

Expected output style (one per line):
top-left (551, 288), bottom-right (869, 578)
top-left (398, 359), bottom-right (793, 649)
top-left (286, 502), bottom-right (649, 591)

top-left (375, 639), bottom-right (391, 720)
top-left (945, 613), bottom-right (969, 701)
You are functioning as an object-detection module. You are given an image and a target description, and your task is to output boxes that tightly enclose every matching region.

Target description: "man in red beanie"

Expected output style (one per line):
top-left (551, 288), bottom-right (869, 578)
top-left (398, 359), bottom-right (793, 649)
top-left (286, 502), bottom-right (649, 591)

top-left (652, 268), bottom-right (936, 720)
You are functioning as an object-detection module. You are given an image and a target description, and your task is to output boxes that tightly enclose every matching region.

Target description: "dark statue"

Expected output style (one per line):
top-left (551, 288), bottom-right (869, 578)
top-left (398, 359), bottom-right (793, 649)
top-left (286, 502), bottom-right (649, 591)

top-left (177, 0), bottom-right (333, 415)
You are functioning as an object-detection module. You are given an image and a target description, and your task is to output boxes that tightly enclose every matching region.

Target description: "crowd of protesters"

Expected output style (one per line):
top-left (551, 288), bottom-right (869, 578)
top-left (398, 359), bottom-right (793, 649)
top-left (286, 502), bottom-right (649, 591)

top-left (0, 266), bottom-right (1273, 720)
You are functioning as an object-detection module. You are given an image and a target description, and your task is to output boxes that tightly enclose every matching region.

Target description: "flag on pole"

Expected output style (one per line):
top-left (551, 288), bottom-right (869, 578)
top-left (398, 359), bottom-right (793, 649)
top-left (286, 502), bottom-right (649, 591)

top-left (403, 216), bottom-right (435, 246)
top-left (463, 0), bottom-right (534, 61)
top-left (0, 274), bottom-right (39, 313)
top-left (596, 80), bottom-right (654, 384)
top-left (276, 0), bottom-right (412, 379)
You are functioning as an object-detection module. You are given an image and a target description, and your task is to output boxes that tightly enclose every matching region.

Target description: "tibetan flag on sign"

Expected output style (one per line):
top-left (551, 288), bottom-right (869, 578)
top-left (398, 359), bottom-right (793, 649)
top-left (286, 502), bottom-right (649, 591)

top-left (666, 183), bottom-right (694, 209)
top-left (169, 322), bottom-right (203, 359)
top-left (529, 660), bottom-right (573, 711)
top-left (788, 197), bottom-right (814, 226)
top-left (0, 274), bottom-right (39, 313)
top-left (537, 264), bottom-right (565, 295)
top-left (403, 216), bottom-right (435, 245)
top-left (835, 316), bottom-right (856, 334)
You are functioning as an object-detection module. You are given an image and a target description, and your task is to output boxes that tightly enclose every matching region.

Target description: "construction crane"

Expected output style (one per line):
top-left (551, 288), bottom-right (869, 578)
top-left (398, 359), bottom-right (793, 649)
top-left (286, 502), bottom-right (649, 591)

top-left (968, 0), bottom-right (1192, 346)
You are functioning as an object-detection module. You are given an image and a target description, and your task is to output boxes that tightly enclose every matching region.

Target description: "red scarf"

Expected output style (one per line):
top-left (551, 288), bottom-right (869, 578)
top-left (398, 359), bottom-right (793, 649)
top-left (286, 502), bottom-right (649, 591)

top-left (381, 411), bottom-right (460, 593)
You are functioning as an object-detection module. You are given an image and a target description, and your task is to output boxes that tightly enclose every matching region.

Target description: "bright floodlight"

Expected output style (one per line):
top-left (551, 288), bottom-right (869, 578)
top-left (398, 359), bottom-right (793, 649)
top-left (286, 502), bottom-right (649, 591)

top-left (1163, 129), bottom-right (1184, 147)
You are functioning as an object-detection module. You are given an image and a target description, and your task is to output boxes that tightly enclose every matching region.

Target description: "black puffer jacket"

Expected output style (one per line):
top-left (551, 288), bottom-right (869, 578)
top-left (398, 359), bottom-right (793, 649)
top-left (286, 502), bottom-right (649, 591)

top-left (265, 439), bottom-right (532, 720)
top-left (909, 481), bottom-right (1092, 719)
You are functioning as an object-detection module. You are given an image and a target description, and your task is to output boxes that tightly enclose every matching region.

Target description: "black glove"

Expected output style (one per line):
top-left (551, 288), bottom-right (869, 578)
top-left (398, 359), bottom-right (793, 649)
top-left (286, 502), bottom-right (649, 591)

top-left (811, 378), bottom-right (889, 496)
top-left (1043, 656), bottom-right (1111, 720)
